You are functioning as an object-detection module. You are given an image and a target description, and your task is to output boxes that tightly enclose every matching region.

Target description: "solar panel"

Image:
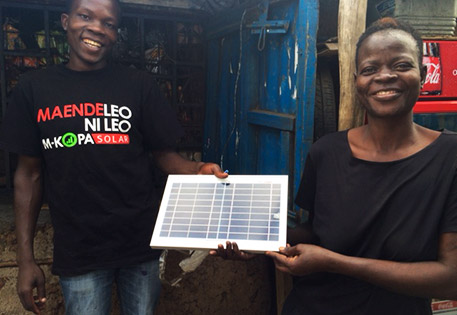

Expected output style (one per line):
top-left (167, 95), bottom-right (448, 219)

top-left (150, 175), bottom-right (288, 253)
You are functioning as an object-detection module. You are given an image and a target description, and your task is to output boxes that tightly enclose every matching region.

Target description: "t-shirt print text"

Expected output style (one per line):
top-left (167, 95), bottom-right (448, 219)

top-left (37, 102), bottom-right (132, 150)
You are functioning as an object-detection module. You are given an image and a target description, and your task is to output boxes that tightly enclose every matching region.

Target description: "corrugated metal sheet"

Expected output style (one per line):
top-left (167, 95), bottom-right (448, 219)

top-left (203, 0), bottom-right (318, 205)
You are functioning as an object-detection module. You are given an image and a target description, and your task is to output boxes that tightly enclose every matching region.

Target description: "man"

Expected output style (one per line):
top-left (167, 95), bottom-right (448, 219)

top-left (0, 0), bottom-right (226, 314)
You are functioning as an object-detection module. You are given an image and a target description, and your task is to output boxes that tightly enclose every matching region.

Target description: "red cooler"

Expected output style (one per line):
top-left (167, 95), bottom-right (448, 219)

top-left (414, 40), bottom-right (457, 114)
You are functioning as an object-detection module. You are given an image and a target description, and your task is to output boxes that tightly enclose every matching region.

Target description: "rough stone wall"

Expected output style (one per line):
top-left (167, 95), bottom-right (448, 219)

top-left (0, 207), bottom-right (276, 315)
top-left (0, 208), bottom-right (64, 315)
top-left (156, 250), bottom-right (275, 315)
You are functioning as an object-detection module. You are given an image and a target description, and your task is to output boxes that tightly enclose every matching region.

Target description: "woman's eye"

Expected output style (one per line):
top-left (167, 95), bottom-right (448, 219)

top-left (395, 63), bottom-right (413, 70)
top-left (360, 67), bottom-right (376, 75)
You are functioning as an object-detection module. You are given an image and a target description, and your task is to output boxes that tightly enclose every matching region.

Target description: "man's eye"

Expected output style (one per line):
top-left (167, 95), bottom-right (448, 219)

top-left (79, 14), bottom-right (90, 20)
top-left (105, 23), bottom-right (115, 30)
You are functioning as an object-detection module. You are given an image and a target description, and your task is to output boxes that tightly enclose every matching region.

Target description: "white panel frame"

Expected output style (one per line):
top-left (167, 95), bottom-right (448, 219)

top-left (150, 174), bottom-right (288, 253)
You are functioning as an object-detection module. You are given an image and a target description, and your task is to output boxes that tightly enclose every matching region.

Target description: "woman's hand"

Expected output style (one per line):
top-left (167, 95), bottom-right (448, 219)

top-left (266, 244), bottom-right (330, 276)
top-left (209, 241), bottom-right (256, 260)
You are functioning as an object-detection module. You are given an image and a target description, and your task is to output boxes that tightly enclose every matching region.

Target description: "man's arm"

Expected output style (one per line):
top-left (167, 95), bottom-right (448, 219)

top-left (14, 155), bottom-right (46, 314)
top-left (152, 149), bottom-right (227, 178)
top-left (266, 232), bottom-right (457, 300)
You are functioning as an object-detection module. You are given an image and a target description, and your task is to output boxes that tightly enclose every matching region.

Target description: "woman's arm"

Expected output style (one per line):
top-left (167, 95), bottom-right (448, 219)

top-left (266, 232), bottom-right (457, 300)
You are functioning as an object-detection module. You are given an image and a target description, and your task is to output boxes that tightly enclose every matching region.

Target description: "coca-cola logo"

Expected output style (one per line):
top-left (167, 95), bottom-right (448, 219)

top-left (424, 62), bottom-right (441, 85)
top-left (437, 301), bottom-right (455, 310)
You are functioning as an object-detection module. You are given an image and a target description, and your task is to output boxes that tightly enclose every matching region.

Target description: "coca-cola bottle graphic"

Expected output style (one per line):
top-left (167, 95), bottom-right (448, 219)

top-left (421, 42), bottom-right (442, 95)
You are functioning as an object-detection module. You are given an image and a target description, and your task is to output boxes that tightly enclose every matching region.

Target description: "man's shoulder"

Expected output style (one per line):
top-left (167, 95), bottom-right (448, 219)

top-left (111, 64), bottom-right (160, 88)
top-left (19, 65), bottom-right (62, 82)
top-left (111, 63), bottom-right (149, 78)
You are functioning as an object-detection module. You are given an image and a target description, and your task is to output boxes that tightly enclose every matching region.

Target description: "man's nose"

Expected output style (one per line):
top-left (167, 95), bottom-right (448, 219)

top-left (86, 20), bottom-right (105, 36)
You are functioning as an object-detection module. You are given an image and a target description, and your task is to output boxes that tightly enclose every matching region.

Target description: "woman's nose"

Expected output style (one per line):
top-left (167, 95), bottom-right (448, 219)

top-left (375, 69), bottom-right (398, 82)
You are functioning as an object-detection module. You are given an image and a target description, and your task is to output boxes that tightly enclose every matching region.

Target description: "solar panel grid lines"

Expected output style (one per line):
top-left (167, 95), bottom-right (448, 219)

top-left (150, 175), bottom-right (288, 253)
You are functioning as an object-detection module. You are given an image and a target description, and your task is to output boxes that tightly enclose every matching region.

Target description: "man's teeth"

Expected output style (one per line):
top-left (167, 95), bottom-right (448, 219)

top-left (83, 39), bottom-right (101, 47)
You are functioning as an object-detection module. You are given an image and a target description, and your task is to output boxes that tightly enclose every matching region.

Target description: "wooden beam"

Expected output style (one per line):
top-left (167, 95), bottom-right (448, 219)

top-left (337, 0), bottom-right (368, 130)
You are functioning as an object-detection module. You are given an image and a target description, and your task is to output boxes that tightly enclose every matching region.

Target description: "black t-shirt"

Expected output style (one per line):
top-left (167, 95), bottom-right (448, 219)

top-left (0, 64), bottom-right (184, 276)
top-left (287, 130), bottom-right (457, 315)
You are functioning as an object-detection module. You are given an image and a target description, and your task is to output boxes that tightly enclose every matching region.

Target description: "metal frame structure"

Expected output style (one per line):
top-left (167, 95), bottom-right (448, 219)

top-left (0, 1), bottom-right (208, 189)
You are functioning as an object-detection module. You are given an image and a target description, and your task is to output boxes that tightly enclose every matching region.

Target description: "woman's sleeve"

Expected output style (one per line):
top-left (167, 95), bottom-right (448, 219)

top-left (440, 169), bottom-right (457, 233)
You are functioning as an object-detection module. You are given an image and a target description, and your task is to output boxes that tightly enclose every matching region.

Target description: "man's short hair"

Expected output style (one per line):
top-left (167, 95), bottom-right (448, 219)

top-left (65, 0), bottom-right (122, 18)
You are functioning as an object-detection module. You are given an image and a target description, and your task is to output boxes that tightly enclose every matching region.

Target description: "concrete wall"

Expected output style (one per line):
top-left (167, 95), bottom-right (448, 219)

top-left (367, 0), bottom-right (457, 36)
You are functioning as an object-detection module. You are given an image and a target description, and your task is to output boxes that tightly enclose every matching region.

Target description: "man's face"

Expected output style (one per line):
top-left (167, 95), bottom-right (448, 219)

top-left (61, 0), bottom-right (119, 71)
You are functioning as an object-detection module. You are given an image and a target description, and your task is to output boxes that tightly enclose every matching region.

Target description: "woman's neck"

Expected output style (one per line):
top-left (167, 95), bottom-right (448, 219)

top-left (348, 117), bottom-right (439, 162)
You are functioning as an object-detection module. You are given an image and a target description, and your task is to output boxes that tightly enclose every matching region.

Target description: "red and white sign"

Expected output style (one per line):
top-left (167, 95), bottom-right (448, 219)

top-left (422, 56), bottom-right (442, 95)
top-left (414, 40), bottom-right (457, 113)
top-left (432, 300), bottom-right (457, 314)
top-left (92, 133), bottom-right (130, 145)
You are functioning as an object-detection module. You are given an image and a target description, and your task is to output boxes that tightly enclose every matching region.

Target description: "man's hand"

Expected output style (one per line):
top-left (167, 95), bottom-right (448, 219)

top-left (152, 150), bottom-right (228, 178)
top-left (197, 162), bottom-right (228, 179)
top-left (17, 261), bottom-right (46, 314)
top-left (209, 241), bottom-right (256, 260)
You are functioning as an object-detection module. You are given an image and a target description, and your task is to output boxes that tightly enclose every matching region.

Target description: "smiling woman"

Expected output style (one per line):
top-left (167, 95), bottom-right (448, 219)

top-left (262, 17), bottom-right (457, 315)
top-left (349, 18), bottom-right (436, 162)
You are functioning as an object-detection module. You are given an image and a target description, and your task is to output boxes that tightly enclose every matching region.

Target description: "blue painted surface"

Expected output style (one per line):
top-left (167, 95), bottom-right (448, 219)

top-left (414, 113), bottom-right (457, 132)
top-left (203, 0), bottom-right (319, 206)
top-left (247, 109), bottom-right (295, 131)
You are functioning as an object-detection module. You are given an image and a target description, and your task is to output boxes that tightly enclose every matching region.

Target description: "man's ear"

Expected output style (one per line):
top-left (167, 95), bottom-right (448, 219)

top-left (61, 13), bottom-right (69, 31)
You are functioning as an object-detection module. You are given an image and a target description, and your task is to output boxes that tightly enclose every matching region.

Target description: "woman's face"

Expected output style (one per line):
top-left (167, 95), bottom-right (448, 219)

top-left (355, 30), bottom-right (425, 119)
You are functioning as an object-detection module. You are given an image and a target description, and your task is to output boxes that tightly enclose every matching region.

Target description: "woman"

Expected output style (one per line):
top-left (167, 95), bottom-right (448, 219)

top-left (265, 18), bottom-right (457, 314)
top-left (213, 18), bottom-right (457, 314)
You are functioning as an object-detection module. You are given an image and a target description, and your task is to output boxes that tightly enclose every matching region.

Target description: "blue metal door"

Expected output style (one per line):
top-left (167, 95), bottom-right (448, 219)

top-left (203, 0), bottom-right (318, 201)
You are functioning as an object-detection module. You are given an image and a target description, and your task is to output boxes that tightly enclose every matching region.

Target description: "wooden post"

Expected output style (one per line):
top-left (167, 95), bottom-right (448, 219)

top-left (337, 0), bottom-right (368, 130)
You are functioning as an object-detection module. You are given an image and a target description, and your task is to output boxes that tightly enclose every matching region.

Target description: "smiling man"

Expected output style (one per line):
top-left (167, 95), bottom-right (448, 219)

top-left (0, 0), bottom-right (227, 314)
top-left (62, 0), bottom-right (119, 71)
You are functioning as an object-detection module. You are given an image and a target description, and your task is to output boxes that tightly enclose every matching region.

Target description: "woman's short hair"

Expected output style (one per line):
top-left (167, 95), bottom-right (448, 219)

top-left (355, 17), bottom-right (423, 69)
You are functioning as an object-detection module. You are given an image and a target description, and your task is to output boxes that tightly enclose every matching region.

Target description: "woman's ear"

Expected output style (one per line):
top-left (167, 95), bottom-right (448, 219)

top-left (420, 65), bottom-right (427, 87)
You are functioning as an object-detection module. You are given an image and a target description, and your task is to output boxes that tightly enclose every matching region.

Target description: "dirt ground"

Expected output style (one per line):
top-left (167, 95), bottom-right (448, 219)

top-left (0, 201), bottom-right (278, 315)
